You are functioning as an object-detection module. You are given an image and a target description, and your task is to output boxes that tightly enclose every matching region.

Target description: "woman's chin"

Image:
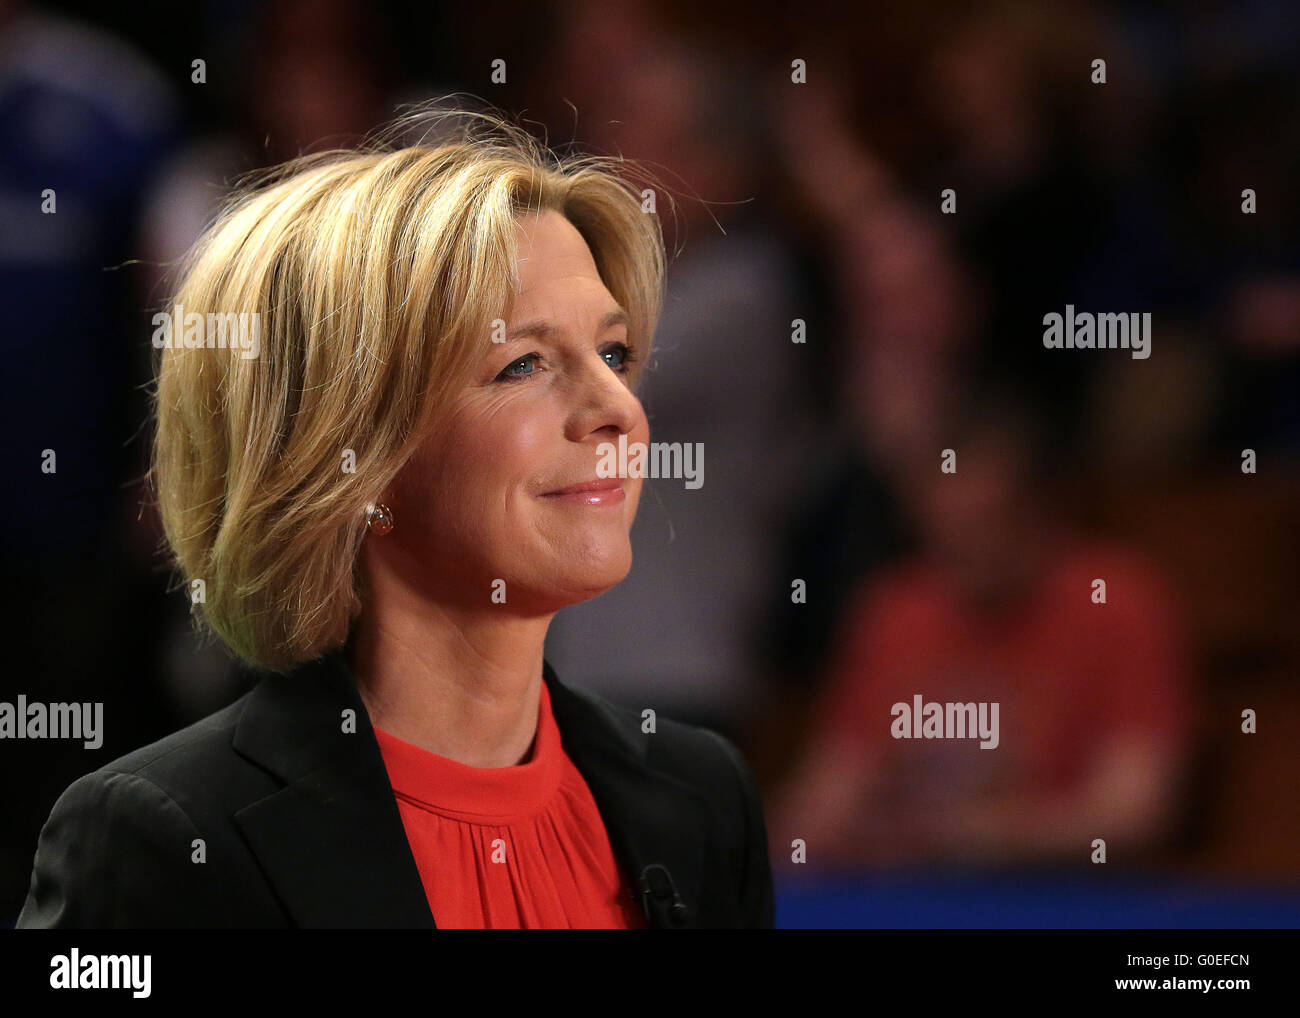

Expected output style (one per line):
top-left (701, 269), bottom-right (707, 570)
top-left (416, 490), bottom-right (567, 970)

top-left (548, 554), bottom-right (633, 607)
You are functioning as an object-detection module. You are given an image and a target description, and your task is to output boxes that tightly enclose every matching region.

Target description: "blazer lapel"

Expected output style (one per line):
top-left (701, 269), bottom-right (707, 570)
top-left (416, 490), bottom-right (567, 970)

top-left (230, 654), bottom-right (435, 928)
top-left (543, 662), bottom-right (714, 929)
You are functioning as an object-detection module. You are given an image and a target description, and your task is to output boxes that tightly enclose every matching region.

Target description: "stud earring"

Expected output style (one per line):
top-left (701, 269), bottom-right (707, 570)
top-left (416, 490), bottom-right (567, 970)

top-left (365, 503), bottom-right (394, 535)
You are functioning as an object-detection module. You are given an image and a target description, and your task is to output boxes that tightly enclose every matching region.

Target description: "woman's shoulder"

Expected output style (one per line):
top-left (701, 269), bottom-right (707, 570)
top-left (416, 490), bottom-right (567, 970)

top-left (14, 687), bottom-right (285, 928)
top-left (547, 675), bottom-right (770, 863)
top-left (548, 676), bottom-right (774, 927)
top-left (70, 686), bottom-right (266, 813)
top-left (546, 671), bottom-right (760, 802)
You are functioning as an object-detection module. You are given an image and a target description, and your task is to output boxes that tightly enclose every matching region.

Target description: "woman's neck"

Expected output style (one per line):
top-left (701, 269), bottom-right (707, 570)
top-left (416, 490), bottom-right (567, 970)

top-left (348, 588), bottom-right (554, 769)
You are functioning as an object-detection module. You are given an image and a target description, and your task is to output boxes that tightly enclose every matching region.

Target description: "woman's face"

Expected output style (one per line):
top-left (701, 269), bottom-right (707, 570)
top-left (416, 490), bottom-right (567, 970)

top-left (380, 210), bottom-right (650, 613)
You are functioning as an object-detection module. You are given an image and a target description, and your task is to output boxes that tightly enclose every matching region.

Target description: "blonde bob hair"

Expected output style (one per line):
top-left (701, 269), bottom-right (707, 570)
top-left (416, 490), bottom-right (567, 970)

top-left (150, 102), bottom-right (667, 672)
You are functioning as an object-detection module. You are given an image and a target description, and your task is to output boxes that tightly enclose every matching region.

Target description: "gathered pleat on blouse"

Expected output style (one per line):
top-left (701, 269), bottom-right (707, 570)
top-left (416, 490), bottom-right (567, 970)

top-left (373, 679), bottom-right (647, 929)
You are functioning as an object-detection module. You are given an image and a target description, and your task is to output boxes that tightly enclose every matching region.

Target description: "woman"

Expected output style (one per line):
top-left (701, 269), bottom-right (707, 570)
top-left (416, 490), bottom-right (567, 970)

top-left (17, 106), bottom-right (774, 929)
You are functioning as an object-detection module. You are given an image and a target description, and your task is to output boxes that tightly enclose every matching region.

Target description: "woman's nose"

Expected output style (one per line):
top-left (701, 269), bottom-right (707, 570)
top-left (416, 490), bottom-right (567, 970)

top-left (566, 355), bottom-right (644, 442)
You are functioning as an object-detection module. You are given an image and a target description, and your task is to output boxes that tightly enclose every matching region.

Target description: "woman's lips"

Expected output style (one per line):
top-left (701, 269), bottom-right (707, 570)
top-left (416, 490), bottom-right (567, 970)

top-left (538, 478), bottom-right (626, 506)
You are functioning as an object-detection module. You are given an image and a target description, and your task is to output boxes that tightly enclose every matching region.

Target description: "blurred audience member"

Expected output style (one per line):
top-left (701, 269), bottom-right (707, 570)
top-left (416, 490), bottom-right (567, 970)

top-left (762, 77), bottom-right (981, 698)
top-left (768, 385), bottom-right (1200, 870)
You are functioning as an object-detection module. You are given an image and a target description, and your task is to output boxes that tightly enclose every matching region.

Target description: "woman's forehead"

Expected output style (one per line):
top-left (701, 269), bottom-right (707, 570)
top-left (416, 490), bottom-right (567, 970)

top-left (513, 210), bottom-right (596, 267)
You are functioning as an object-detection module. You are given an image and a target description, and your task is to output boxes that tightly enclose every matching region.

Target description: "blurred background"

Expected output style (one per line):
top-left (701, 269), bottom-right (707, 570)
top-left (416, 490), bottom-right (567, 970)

top-left (1, 0), bottom-right (1297, 927)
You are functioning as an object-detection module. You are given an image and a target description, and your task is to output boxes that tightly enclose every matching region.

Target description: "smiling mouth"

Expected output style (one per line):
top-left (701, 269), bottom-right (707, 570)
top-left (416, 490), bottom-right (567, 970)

top-left (538, 478), bottom-right (626, 505)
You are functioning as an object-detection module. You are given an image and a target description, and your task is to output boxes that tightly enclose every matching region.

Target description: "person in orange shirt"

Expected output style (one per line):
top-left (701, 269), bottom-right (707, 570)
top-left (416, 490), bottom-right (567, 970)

top-left (770, 388), bottom-right (1199, 870)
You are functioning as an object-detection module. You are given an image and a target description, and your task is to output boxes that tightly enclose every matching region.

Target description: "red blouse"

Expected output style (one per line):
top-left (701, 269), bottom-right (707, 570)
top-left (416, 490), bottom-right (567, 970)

top-left (373, 679), bottom-right (647, 929)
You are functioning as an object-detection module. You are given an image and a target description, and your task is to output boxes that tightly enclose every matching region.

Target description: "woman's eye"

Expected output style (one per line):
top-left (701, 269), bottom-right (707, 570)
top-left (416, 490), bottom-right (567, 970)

top-left (496, 353), bottom-right (539, 381)
top-left (602, 342), bottom-right (636, 373)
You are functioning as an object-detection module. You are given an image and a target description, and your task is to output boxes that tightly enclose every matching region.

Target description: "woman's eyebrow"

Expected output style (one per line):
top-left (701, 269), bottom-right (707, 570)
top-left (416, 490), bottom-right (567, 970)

top-left (505, 308), bottom-right (628, 342)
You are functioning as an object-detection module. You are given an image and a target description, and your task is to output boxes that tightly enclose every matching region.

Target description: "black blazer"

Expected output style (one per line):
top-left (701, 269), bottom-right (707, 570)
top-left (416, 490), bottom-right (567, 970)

top-left (16, 652), bottom-right (774, 929)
